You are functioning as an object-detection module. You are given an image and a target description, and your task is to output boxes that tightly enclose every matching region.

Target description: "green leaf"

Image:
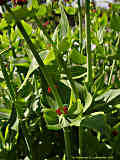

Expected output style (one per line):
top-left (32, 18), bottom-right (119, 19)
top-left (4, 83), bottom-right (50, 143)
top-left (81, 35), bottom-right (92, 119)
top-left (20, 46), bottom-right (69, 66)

top-left (13, 57), bottom-right (30, 67)
top-left (16, 20), bottom-right (32, 38)
top-left (69, 49), bottom-right (87, 65)
top-left (92, 72), bottom-right (105, 94)
top-left (17, 81), bottom-right (33, 98)
top-left (47, 124), bottom-right (61, 130)
top-left (58, 37), bottom-right (70, 52)
top-left (69, 98), bottom-right (83, 117)
top-left (111, 4), bottom-right (120, 10)
top-left (59, 4), bottom-right (69, 41)
top-left (52, 26), bottom-right (59, 42)
top-left (43, 108), bottom-right (59, 125)
top-left (18, 50), bottom-right (50, 91)
top-left (11, 117), bottom-right (19, 132)
top-left (69, 65), bottom-right (87, 78)
top-left (97, 27), bottom-right (105, 44)
top-left (32, 0), bottom-right (39, 8)
top-left (5, 7), bottom-right (34, 25)
top-left (4, 125), bottom-right (9, 142)
top-left (79, 129), bottom-right (110, 155)
top-left (46, 96), bottom-right (57, 109)
top-left (0, 106), bottom-right (11, 120)
top-left (36, 5), bottom-right (47, 16)
top-left (58, 116), bottom-right (70, 128)
top-left (75, 82), bottom-right (92, 112)
top-left (0, 129), bottom-right (5, 145)
top-left (18, 57), bottom-right (38, 91)
top-left (110, 12), bottom-right (120, 32)
top-left (43, 50), bottom-right (55, 65)
top-left (10, 28), bottom-right (17, 43)
top-left (65, 6), bottom-right (76, 15)
top-left (70, 114), bottom-right (82, 126)
top-left (0, 19), bottom-right (8, 30)
top-left (95, 89), bottom-right (120, 104)
top-left (80, 112), bottom-right (109, 135)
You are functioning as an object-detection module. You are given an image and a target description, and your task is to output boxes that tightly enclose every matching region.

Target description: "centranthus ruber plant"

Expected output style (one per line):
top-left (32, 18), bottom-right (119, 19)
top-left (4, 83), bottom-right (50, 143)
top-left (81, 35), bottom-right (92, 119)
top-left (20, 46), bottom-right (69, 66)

top-left (0, 0), bottom-right (120, 159)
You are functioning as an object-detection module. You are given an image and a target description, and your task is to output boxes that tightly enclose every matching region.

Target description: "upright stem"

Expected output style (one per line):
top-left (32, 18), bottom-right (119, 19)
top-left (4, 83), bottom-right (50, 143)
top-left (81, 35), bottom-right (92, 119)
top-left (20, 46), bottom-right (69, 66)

top-left (108, 60), bottom-right (115, 85)
top-left (78, 126), bottom-right (83, 156)
top-left (0, 54), bottom-right (15, 101)
top-left (63, 127), bottom-right (72, 160)
top-left (85, 0), bottom-right (92, 88)
top-left (7, 26), bottom-right (23, 83)
top-left (55, 52), bottom-right (79, 99)
top-left (78, 0), bottom-right (92, 156)
top-left (77, 0), bottom-right (83, 53)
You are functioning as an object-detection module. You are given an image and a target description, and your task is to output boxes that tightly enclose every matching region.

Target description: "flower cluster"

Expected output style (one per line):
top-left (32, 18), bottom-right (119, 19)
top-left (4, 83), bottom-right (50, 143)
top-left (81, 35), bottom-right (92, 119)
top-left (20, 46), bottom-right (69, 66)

top-left (56, 106), bottom-right (68, 116)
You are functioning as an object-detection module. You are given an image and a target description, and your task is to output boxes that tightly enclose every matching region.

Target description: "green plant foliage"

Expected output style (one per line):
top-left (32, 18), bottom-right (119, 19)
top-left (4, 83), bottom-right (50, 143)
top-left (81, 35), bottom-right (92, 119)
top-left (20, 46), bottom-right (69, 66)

top-left (80, 112), bottom-right (109, 135)
top-left (59, 4), bottom-right (69, 41)
top-left (0, 0), bottom-right (120, 159)
top-left (70, 48), bottom-right (87, 65)
top-left (0, 107), bottom-right (11, 119)
top-left (110, 12), bottom-right (120, 32)
top-left (95, 89), bottom-right (120, 104)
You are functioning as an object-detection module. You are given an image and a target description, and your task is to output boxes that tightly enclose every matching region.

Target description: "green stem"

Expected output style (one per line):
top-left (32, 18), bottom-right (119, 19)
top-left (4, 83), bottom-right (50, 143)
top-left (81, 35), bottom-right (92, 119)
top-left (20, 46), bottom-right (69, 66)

top-left (56, 51), bottom-right (79, 99)
top-left (0, 55), bottom-right (15, 101)
top-left (85, 0), bottom-right (92, 88)
top-left (12, 47), bottom-right (23, 83)
top-left (5, 4), bottom-right (63, 107)
top-left (63, 127), bottom-right (72, 160)
top-left (20, 121), bottom-right (32, 160)
top-left (78, 126), bottom-right (83, 156)
top-left (108, 60), bottom-right (115, 85)
top-left (7, 26), bottom-right (23, 83)
top-left (77, 0), bottom-right (83, 53)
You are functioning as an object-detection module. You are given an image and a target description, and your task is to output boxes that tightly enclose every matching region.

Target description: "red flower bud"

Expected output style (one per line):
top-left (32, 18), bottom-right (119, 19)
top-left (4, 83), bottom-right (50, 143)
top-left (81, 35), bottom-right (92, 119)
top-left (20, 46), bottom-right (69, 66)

top-left (56, 108), bottom-right (62, 116)
top-left (42, 21), bottom-right (49, 27)
top-left (48, 87), bottom-right (51, 94)
top-left (63, 106), bottom-right (68, 114)
top-left (92, 9), bottom-right (96, 13)
top-left (47, 85), bottom-right (58, 94)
